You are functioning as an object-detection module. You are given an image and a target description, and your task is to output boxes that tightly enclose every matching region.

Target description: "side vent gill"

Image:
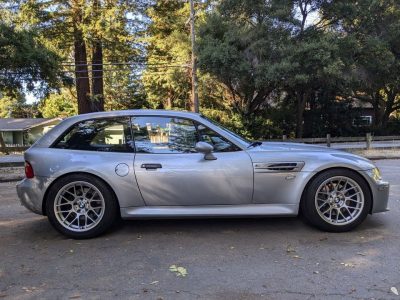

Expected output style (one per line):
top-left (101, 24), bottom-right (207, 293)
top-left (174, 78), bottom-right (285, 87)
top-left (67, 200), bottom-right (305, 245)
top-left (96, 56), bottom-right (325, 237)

top-left (254, 162), bottom-right (305, 172)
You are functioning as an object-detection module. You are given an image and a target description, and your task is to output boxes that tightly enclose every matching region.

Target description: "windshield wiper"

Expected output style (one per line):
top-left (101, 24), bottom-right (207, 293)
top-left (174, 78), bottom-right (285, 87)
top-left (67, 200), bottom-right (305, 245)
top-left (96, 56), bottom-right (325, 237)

top-left (247, 141), bottom-right (262, 148)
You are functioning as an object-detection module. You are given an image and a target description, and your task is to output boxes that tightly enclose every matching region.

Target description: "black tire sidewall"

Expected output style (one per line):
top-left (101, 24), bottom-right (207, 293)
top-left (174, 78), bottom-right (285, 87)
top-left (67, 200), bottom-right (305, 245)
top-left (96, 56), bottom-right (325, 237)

top-left (301, 169), bottom-right (372, 232)
top-left (46, 174), bottom-right (117, 239)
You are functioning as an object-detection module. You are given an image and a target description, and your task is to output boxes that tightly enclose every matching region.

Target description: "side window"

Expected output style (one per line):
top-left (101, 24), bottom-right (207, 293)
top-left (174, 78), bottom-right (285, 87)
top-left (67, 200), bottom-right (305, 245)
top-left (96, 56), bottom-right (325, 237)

top-left (53, 117), bottom-right (134, 152)
top-left (197, 123), bottom-right (241, 152)
top-left (131, 117), bottom-right (199, 153)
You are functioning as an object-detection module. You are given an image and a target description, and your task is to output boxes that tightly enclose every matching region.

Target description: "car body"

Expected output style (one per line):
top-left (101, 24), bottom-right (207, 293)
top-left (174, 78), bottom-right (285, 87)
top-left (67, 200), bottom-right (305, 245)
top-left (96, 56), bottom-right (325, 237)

top-left (16, 110), bottom-right (390, 239)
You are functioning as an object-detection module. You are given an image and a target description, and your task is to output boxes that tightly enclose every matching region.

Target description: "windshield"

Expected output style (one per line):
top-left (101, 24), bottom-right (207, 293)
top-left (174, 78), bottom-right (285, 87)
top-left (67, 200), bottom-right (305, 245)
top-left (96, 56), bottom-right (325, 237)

top-left (200, 115), bottom-right (251, 146)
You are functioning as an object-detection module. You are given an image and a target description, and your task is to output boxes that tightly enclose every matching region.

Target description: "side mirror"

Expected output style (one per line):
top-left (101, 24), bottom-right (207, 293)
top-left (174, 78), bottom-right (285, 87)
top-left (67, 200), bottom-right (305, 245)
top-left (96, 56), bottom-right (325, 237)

top-left (195, 142), bottom-right (217, 160)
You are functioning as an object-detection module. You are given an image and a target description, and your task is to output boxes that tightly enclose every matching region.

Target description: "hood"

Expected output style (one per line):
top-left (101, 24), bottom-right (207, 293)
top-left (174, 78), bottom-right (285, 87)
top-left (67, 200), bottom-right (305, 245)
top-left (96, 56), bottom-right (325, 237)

top-left (257, 142), bottom-right (342, 152)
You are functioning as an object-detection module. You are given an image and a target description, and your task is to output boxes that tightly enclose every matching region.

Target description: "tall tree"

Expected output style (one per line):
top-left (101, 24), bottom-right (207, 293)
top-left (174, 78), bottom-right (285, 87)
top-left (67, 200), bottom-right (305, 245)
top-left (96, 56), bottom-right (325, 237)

top-left (322, 0), bottom-right (400, 129)
top-left (1, 0), bottom-right (149, 114)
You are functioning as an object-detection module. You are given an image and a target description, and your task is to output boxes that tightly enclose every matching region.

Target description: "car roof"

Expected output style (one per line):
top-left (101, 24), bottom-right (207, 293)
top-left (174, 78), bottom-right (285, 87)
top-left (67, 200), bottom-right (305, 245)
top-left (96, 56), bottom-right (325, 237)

top-left (66, 109), bottom-right (201, 121)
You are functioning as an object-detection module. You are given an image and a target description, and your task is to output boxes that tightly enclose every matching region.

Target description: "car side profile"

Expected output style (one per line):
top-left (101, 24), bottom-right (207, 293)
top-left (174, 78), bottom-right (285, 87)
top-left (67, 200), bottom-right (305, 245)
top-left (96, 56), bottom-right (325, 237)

top-left (17, 110), bottom-right (390, 239)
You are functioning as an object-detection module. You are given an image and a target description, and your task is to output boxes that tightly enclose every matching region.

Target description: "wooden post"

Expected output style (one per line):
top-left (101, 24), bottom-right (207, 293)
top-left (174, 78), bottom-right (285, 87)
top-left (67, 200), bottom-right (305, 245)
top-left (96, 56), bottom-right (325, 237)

top-left (366, 133), bottom-right (371, 150)
top-left (326, 134), bottom-right (331, 147)
top-left (283, 135), bottom-right (287, 141)
top-left (0, 130), bottom-right (9, 155)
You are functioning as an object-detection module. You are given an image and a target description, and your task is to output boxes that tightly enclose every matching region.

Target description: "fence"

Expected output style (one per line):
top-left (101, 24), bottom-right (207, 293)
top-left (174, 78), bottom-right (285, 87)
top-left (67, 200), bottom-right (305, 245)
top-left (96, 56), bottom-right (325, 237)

top-left (266, 133), bottom-right (400, 150)
top-left (0, 144), bottom-right (30, 155)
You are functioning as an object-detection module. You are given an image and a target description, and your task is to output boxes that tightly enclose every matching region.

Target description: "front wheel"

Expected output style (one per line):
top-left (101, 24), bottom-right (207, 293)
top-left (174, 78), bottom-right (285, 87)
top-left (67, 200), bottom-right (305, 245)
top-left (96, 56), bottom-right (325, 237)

top-left (301, 169), bottom-right (372, 232)
top-left (46, 174), bottom-right (118, 239)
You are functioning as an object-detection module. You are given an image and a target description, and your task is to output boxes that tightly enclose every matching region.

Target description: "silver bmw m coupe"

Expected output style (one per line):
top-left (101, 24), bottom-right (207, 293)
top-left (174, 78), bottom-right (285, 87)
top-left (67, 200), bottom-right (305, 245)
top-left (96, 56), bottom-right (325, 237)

top-left (17, 110), bottom-right (390, 239)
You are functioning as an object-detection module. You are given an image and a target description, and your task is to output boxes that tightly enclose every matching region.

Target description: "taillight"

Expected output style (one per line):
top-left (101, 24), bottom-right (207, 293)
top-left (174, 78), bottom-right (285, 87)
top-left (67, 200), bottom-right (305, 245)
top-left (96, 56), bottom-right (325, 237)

top-left (25, 161), bottom-right (34, 178)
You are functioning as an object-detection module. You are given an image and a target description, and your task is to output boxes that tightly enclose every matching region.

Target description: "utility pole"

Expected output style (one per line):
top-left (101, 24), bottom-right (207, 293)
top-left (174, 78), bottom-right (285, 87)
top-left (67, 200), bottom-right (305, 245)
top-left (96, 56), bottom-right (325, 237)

top-left (190, 0), bottom-right (199, 113)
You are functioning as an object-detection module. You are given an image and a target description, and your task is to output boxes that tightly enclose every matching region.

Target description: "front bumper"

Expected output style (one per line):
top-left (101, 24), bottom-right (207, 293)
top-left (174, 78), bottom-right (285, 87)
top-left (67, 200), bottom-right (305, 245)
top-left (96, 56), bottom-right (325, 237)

top-left (16, 176), bottom-right (54, 215)
top-left (370, 179), bottom-right (390, 213)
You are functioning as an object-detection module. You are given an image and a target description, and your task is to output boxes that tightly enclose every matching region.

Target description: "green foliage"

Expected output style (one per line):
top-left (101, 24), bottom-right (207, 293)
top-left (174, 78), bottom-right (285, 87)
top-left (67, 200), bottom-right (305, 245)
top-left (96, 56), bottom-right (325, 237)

top-left (0, 91), bottom-right (40, 118)
top-left (0, 23), bottom-right (66, 96)
top-left (39, 89), bottom-right (78, 118)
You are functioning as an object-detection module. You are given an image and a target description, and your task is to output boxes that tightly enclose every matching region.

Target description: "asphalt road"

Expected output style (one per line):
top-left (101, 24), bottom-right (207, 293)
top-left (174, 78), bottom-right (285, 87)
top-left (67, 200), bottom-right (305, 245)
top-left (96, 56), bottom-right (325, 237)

top-left (0, 160), bottom-right (399, 300)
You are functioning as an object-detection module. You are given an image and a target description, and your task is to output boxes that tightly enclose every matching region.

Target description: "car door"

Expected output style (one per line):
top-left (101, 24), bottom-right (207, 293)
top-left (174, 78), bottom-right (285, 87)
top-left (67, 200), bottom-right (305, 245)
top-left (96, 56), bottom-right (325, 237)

top-left (132, 116), bottom-right (253, 206)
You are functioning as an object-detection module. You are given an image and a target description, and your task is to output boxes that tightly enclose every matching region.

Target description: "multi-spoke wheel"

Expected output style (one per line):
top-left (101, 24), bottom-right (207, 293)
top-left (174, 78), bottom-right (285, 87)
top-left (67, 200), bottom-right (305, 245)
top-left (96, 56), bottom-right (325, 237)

top-left (46, 174), bottom-right (117, 239)
top-left (301, 169), bottom-right (371, 232)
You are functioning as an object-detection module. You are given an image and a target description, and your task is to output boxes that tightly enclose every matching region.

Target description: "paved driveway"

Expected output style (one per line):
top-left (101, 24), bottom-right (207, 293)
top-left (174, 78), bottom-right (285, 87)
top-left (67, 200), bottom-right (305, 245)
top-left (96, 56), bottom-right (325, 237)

top-left (0, 160), bottom-right (399, 300)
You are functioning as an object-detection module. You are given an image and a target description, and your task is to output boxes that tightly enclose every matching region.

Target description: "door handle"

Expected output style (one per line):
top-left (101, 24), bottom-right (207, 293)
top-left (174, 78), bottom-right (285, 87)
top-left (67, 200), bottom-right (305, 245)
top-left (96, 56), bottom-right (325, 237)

top-left (141, 163), bottom-right (162, 170)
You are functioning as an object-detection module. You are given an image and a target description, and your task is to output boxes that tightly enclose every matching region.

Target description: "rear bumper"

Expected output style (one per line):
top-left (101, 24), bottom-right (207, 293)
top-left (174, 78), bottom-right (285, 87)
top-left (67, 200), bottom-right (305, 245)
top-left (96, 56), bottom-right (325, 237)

top-left (16, 176), bottom-right (54, 215)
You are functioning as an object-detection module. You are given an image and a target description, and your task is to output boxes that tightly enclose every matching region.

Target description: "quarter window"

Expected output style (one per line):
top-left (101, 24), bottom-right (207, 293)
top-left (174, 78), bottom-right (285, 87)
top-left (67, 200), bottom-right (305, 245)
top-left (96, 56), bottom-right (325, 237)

top-left (131, 117), bottom-right (199, 153)
top-left (53, 117), bottom-right (133, 152)
top-left (196, 123), bottom-right (241, 152)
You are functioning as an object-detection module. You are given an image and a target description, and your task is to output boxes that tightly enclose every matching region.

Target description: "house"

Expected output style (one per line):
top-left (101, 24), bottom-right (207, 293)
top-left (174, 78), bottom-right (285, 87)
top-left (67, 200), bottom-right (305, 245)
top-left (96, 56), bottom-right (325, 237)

top-left (0, 118), bottom-right (62, 145)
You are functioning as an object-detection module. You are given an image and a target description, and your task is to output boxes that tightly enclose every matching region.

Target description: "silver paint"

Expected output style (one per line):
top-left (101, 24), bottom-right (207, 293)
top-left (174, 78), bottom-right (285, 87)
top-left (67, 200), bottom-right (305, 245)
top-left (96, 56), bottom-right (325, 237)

top-left (17, 109), bottom-right (390, 219)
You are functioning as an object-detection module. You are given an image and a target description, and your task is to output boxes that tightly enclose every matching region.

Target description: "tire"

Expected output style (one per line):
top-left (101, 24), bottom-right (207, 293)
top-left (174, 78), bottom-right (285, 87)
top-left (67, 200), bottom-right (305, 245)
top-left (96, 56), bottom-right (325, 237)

top-left (300, 168), bottom-right (372, 232)
top-left (46, 173), bottom-right (118, 239)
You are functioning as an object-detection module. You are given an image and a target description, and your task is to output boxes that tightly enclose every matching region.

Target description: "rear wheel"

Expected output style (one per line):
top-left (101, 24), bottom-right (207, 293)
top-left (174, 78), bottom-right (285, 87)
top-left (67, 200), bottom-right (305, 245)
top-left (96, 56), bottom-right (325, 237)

top-left (301, 169), bottom-right (371, 232)
top-left (46, 174), bottom-right (117, 239)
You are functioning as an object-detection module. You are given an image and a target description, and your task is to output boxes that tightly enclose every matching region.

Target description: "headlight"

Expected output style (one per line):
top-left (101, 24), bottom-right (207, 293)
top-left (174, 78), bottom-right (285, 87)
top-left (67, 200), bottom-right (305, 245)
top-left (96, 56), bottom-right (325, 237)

top-left (366, 167), bottom-right (382, 182)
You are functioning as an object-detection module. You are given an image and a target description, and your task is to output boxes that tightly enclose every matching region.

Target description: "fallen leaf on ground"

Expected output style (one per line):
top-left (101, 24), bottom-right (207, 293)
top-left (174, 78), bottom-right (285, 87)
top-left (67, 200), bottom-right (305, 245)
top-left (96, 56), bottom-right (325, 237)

top-left (137, 236), bottom-right (142, 240)
top-left (169, 265), bottom-right (178, 272)
top-left (391, 287), bottom-right (399, 296)
top-left (293, 255), bottom-right (299, 258)
top-left (349, 286), bottom-right (356, 294)
top-left (230, 247), bottom-right (235, 249)
top-left (150, 281), bottom-right (158, 285)
top-left (357, 253), bottom-right (366, 256)
top-left (69, 295), bottom-right (81, 299)
top-left (286, 245), bottom-right (293, 252)
top-left (169, 265), bottom-right (187, 277)
top-left (0, 294), bottom-right (7, 298)
top-left (177, 267), bottom-right (187, 277)
top-left (70, 250), bottom-right (73, 253)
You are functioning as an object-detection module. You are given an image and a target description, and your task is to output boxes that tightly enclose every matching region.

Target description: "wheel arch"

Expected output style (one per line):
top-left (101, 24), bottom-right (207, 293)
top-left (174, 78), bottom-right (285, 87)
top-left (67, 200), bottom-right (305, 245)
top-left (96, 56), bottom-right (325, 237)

top-left (42, 171), bottom-right (121, 216)
top-left (300, 167), bottom-right (374, 214)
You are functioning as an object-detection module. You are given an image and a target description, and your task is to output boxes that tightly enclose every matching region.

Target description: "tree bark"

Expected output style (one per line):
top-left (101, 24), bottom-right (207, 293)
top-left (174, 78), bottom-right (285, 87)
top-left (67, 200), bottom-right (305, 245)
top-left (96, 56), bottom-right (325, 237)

top-left (91, 0), bottom-right (104, 112)
top-left (295, 90), bottom-right (310, 138)
top-left (72, 2), bottom-right (92, 114)
top-left (244, 85), bottom-right (274, 115)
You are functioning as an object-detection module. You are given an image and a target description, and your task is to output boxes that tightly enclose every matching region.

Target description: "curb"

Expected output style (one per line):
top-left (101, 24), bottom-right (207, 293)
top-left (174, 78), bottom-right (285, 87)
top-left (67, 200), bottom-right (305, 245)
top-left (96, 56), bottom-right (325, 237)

top-left (0, 176), bottom-right (24, 183)
top-left (364, 156), bottom-right (400, 161)
top-left (0, 162), bottom-right (24, 168)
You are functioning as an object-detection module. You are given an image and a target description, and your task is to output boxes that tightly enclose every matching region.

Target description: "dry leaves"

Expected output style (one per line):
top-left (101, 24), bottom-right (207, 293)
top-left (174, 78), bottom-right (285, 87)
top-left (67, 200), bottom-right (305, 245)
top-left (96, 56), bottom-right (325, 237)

top-left (391, 287), bottom-right (399, 296)
top-left (169, 265), bottom-right (187, 277)
top-left (22, 287), bottom-right (36, 293)
top-left (69, 295), bottom-right (81, 299)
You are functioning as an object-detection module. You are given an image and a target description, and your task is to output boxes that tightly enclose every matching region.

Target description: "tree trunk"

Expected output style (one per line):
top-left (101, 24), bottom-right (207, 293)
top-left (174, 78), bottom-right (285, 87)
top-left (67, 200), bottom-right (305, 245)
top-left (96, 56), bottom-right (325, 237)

top-left (295, 90), bottom-right (310, 138)
top-left (244, 85), bottom-right (274, 115)
top-left (72, 2), bottom-right (91, 114)
top-left (91, 0), bottom-right (104, 112)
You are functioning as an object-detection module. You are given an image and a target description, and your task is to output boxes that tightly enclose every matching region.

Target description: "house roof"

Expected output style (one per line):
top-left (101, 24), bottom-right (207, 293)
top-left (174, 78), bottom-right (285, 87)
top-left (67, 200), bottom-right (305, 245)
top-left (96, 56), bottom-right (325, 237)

top-left (0, 118), bottom-right (62, 131)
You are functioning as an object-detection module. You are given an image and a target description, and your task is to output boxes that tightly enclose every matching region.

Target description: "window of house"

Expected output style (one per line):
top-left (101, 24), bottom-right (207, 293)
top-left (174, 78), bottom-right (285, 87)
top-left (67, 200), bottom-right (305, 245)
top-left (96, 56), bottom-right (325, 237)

top-left (353, 116), bottom-right (372, 126)
top-left (53, 117), bottom-right (133, 152)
